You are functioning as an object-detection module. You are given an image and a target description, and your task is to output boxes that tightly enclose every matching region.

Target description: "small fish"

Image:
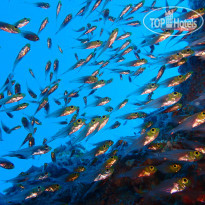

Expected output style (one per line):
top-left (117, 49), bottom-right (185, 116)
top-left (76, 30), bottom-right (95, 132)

top-left (35, 97), bottom-right (48, 114)
top-left (117, 99), bottom-right (128, 110)
top-left (0, 103), bottom-right (29, 112)
top-left (89, 0), bottom-right (102, 16)
top-left (103, 156), bottom-right (118, 168)
top-left (110, 121), bottom-right (121, 129)
top-left (0, 93), bottom-right (25, 105)
top-left (27, 86), bottom-right (37, 99)
top-left (117, 32), bottom-right (132, 41)
top-left (20, 133), bottom-right (33, 148)
top-left (159, 72), bottom-right (193, 87)
top-left (53, 59), bottom-right (59, 76)
top-left (105, 106), bottom-right (113, 112)
top-left (15, 83), bottom-right (21, 94)
top-left (21, 31), bottom-right (39, 41)
top-left (47, 38), bottom-right (52, 48)
top-left (65, 173), bottom-right (80, 182)
top-left (179, 8), bottom-right (205, 20)
top-left (91, 80), bottom-right (107, 89)
top-left (156, 150), bottom-right (203, 162)
top-left (14, 18), bottom-right (30, 28)
top-left (83, 96), bottom-right (87, 106)
top-left (45, 184), bottom-right (61, 192)
top-left (29, 69), bottom-right (35, 78)
top-left (152, 65), bottom-right (166, 83)
top-left (49, 118), bottom-right (86, 142)
top-left (171, 111), bottom-right (205, 134)
top-left (56, 1), bottom-right (62, 18)
top-left (127, 83), bottom-right (159, 97)
top-left (38, 17), bottom-right (49, 33)
top-left (76, 6), bottom-right (86, 16)
top-left (98, 115), bottom-right (110, 131)
top-left (94, 96), bottom-right (111, 106)
top-left (115, 4), bottom-right (132, 22)
top-left (51, 152), bottom-right (56, 162)
top-left (0, 21), bottom-right (20, 33)
top-left (33, 2), bottom-right (50, 9)
top-left (118, 165), bottom-right (157, 179)
top-left (120, 112), bottom-right (147, 120)
top-left (82, 140), bottom-right (113, 159)
top-left (45, 60), bottom-right (51, 78)
top-left (3, 145), bottom-right (51, 159)
top-left (162, 103), bottom-right (182, 113)
top-left (121, 20), bottom-right (141, 27)
top-left (124, 128), bottom-right (160, 156)
top-left (58, 45), bottom-right (63, 53)
top-left (129, 1), bottom-right (145, 14)
top-left (56, 14), bottom-right (72, 34)
top-left (132, 67), bottom-right (146, 77)
top-left (47, 105), bottom-right (78, 118)
top-left (145, 177), bottom-right (191, 197)
top-left (142, 30), bottom-right (174, 47)
top-left (148, 141), bottom-right (166, 151)
top-left (0, 158), bottom-right (14, 169)
top-left (138, 92), bottom-right (182, 110)
top-left (157, 162), bottom-right (182, 174)
top-left (120, 58), bottom-right (147, 67)
top-left (72, 117), bottom-right (101, 144)
top-left (98, 28), bottom-right (118, 57)
top-left (29, 136), bottom-right (35, 147)
top-left (13, 44), bottom-right (31, 69)
top-left (94, 167), bottom-right (114, 181)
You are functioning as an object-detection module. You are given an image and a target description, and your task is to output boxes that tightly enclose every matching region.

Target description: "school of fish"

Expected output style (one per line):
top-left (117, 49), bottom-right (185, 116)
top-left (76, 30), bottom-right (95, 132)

top-left (0, 0), bottom-right (205, 204)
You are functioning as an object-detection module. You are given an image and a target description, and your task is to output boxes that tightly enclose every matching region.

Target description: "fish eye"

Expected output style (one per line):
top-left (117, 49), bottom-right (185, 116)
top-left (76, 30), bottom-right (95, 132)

top-left (105, 97), bottom-right (108, 100)
top-left (102, 115), bottom-right (106, 119)
top-left (178, 75), bottom-right (182, 78)
top-left (38, 186), bottom-right (41, 189)
top-left (157, 143), bottom-right (160, 146)
top-left (149, 166), bottom-right (154, 170)
top-left (202, 112), bottom-right (205, 116)
top-left (14, 26), bottom-right (18, 29)
top-left (100, 80), bottom-right (104, 82)
top-left (194, 151), bottom-right (200, 156)
top-left (151, 128), bottom-right (156, 133)
top-left (200, 8), bottom-right (204, 11)
top-left (173, 92), bottom-right (178, 95)
top-left (77, 119), bottom-right (82, 123)
top-left (45, 145), bottom-right (48, 148)
top-left (176, 53), bottom-right (180, 55)
top-left (173, 164), bottom-right (178, 168)
top-left (92, 119), bottom-right (96, 122)
top-left (106, 168), bottom-right (109, 172)
top-left (187, 49), bottom-right (190, 52)
top-left (70, 106), bottom-right (74, 109)
top-left (111, 156), bottom-right (114, 159)
top-left (151, 83), bottom-right (155, 87)
top-left (182, 178), bottom-right (188, 183)
top-left (97, 40), bottom-right (100, 42)
top-left (103, 145), bottom-right (106, 148)
top-left (45, 172), bottom-right (48, 175)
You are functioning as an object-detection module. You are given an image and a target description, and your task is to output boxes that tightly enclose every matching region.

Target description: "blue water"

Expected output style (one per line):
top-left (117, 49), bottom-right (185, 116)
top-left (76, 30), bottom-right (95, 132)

top-left (0, 0), bottom-right (193, 195)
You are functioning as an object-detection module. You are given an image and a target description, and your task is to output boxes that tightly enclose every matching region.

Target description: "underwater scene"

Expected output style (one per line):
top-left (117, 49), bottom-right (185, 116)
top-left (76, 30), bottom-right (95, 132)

top-left (0, 0), bottom-right (205, 204)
